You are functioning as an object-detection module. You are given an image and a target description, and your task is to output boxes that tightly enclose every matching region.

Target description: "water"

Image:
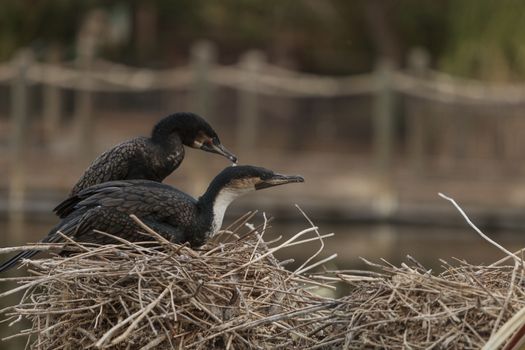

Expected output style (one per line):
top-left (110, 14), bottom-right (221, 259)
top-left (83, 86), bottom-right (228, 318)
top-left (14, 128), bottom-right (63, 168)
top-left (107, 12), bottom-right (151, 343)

top-left (262, 220), bottom-right (525, 271)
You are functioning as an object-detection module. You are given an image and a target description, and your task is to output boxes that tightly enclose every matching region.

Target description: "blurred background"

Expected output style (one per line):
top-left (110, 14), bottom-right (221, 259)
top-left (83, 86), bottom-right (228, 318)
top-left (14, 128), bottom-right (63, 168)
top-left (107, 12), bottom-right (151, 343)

top-left (1, 0), bottom-right (525, 289)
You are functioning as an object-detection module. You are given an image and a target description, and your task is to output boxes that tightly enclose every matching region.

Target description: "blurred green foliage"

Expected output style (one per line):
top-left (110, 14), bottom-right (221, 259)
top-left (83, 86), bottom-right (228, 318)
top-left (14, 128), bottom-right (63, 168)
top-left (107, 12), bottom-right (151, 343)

top-left (0, 0), bottom-right (524, 80)
top-left (0, 0), bottom-right (95, 59)
top-left (441, 0), bottom-right (525, 81)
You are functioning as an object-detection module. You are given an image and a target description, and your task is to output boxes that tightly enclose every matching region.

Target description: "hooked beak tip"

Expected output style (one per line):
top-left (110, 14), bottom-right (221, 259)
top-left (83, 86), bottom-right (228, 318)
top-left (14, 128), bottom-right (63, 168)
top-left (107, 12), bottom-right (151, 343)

top-left (204, 142), bottom-right (238, 163)
top-left (294, 175), bottom-right (305, 183)
top-left (282, 175), bottom-right (304, 184)
top-left (274, 174), bottom-right (305, 183)
top-left (255, 174), bottom-right (305, 190)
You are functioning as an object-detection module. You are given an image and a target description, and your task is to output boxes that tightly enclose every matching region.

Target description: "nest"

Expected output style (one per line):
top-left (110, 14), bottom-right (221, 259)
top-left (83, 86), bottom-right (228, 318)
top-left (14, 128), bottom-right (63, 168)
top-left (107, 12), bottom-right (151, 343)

top-left (315, 255), bottom-right (525, 349)
top-left (3, 206), bottom-right (525, 349)
top-left (0, 212), bottom-right (338, 349)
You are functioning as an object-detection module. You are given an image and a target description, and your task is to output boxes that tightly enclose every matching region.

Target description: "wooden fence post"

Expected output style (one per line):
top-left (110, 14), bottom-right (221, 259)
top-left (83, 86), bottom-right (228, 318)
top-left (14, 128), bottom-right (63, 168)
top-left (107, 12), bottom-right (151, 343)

top-left (74, 10), bottom-right (105, 162)
top-left (74, 42), bottom-right (95, 162)
top-left (237, 50), bottom-right (264, 157)
top-left (189, 41), bottom-right (217, 194)
top-left (373, 58), bottom-right (397, 216)
top-left (43, 47), bottom-right (62, 143)
top-left (191, 40), bottom-right (216, 120)
top-left (374, 59), bottom-right (395, 175)
top-left (407, 48), bottom-right (430, 172)
top-left (8, 49), bottom-right (33, 241)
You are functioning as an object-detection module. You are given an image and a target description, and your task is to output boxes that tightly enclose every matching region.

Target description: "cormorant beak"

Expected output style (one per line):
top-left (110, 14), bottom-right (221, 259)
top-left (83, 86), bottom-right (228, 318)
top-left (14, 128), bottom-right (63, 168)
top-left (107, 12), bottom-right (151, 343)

top-left (255, 174), bottom-right (305, 190)
top-left (201, 141), bottom-right (238, 163)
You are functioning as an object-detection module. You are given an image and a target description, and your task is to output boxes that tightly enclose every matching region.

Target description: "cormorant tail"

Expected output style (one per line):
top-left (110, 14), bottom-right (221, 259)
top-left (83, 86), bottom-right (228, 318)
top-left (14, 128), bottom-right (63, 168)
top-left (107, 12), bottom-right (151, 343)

top-left (0, 249), bottom-right (41, 273)
top-left (0, 215), bottom-right (82, 273)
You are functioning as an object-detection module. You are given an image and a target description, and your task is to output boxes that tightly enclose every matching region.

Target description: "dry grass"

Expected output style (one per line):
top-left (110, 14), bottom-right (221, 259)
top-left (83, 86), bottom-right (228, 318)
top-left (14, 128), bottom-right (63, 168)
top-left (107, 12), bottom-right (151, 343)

top-left (0, 211), bottom-right (338, 349)
top-left (311, 255), bottom-right (525, 349)
top-left (2, 203), bottom-right (525, 349)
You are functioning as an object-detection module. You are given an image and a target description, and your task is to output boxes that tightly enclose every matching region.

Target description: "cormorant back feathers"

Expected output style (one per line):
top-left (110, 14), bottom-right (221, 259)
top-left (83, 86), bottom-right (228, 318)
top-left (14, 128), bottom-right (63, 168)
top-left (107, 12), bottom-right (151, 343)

top-left (0, 111), bottom-right (304, 273)
top-left (60, 112), bottom-right (236, 199)
top-left (0, 165), bottom-right (304, 272)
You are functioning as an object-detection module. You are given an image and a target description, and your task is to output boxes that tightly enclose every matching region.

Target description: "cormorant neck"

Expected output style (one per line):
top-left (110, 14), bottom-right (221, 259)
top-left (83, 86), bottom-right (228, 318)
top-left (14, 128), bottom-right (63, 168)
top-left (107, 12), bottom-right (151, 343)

top-left (150, 118), bottom-right (184, 150)
top-left (198, 185), bottom-right (253, 236)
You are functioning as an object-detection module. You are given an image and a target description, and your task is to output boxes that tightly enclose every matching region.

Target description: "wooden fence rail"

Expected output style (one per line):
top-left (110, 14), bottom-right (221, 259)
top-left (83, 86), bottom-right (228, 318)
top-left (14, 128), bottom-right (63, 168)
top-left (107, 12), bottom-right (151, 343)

top-left (3, 43), bottom-right (525, 225)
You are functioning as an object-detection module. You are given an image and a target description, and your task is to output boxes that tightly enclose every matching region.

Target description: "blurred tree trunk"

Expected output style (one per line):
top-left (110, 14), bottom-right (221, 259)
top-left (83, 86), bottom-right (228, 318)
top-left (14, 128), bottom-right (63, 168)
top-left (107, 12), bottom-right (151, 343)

top-left (363, 0), bottom-right (402, 66)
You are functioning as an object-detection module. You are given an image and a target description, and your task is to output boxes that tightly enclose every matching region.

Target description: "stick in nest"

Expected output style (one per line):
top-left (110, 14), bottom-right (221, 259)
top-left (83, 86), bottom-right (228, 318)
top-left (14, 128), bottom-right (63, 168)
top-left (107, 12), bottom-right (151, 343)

top-left (0, 210), bottom-right (338, 349)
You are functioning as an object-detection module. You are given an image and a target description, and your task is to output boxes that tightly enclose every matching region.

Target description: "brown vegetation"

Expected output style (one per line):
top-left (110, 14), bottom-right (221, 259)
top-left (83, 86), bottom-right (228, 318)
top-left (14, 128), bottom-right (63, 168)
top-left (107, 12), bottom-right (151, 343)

top-left (1, 211), bottom-right (525, 349)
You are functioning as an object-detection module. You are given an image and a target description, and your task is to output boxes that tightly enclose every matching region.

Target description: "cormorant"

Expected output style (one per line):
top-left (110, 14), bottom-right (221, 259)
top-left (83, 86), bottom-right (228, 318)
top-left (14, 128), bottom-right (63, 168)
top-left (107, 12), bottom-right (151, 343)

top-left (63, 112), bottom-right (237, 202)
top-left (0, 165), bottom-right (304, 272)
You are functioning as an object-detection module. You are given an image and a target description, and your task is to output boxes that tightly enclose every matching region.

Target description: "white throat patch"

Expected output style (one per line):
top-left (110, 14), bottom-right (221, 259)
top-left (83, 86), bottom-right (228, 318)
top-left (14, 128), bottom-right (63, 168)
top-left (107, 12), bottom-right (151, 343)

top-left (211, 187), bottom-right (252, 235)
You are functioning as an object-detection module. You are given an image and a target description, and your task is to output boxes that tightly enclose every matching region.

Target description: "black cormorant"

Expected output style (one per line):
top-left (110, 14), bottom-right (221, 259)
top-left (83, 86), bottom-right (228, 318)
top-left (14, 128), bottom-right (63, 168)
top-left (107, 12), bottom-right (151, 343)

top-left (63, 112), bottom-right (237, 202)
top-left (0, 165), bottom-right (304, 272)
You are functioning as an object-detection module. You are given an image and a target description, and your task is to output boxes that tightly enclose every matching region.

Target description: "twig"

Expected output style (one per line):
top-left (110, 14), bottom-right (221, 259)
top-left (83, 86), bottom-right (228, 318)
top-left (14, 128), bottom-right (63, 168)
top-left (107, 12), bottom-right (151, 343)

top-left (438, 193), bottom-right (522, 263)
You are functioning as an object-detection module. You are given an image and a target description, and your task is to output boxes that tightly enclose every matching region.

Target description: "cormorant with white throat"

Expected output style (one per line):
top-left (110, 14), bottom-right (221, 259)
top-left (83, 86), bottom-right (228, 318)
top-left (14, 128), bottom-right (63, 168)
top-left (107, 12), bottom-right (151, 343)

top-left (0, 165), bottom-right (304, 272)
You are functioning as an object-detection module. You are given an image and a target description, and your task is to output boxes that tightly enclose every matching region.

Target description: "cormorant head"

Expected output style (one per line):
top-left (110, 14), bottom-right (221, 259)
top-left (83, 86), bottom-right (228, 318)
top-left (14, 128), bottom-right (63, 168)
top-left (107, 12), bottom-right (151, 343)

top-left (208, 165), bottom-right (304, 195)
top-left (151, 112), bottom-right (237, 163)
top-left (201, 165), bottom-right (304, 235)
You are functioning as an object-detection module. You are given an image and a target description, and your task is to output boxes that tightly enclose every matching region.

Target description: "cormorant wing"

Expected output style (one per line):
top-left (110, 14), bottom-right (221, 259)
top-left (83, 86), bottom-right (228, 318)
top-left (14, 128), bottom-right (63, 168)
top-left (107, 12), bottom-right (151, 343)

top-left (70, 141), bottom-right (139, 194)
top-left (64, 186), bottom-right (193, 244)
top-left (139, 218), bottom-right (186, 243)
top-left (53, 179), bottom-right (169, 218)
top-left (0, 214), bottom-right (82, 272)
